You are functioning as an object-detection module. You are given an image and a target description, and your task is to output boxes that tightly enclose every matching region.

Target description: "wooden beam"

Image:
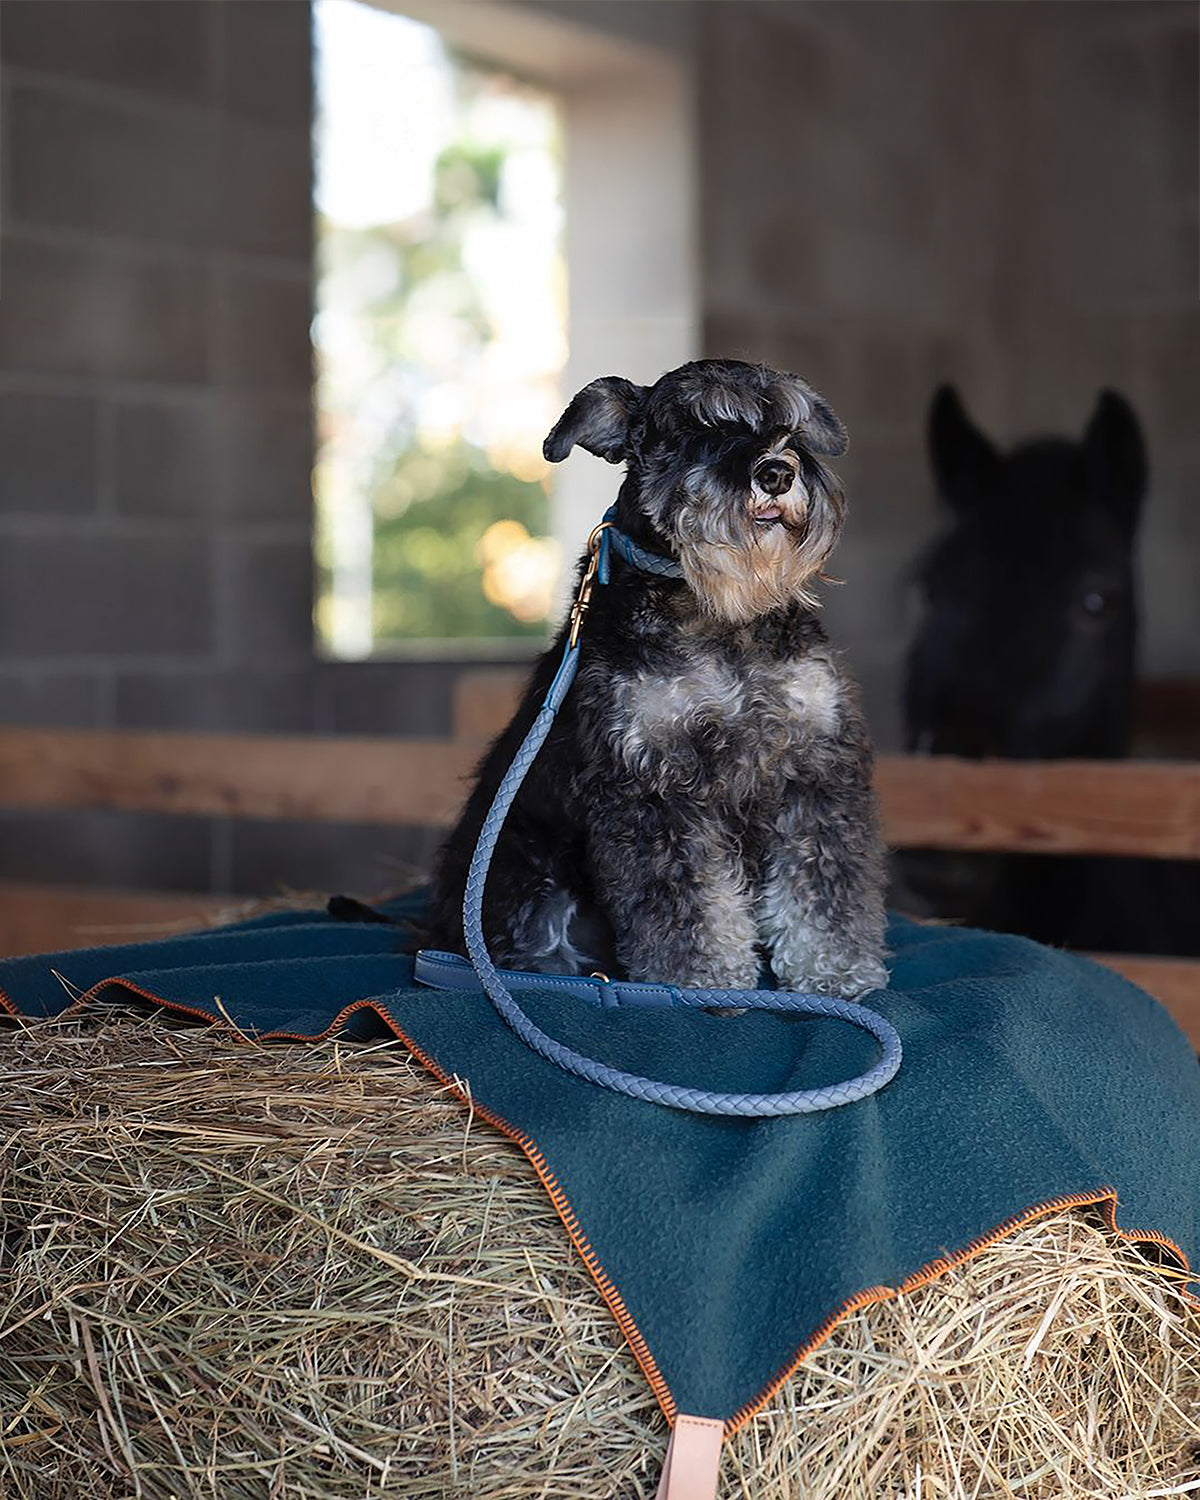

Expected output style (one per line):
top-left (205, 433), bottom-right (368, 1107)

top-left (0, 727), bottom-right (478, 828)
top-left (453, 670), bottom-right (526, 743)
top-left (2, 727), bottom-right (1200, 859)
top-left (875, 756), bottom-right (1200, 859)
top-left (1088, 953), bottom-right (1200, 1051)
top-left (0, 883), bottom-right (237, 959)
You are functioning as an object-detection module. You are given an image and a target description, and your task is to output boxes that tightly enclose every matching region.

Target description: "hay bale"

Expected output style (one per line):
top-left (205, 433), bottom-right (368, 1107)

top-left (0, 1014), bottom-right (1195, 1499)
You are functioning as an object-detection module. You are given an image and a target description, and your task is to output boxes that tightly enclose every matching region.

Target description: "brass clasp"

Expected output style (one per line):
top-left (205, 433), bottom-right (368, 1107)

top-left (568, 521), bottom-right (614, 649)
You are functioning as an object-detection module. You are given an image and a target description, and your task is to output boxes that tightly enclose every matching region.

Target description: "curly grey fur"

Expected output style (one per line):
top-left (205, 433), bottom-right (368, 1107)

top-left (430, 359), bottom-right (888, 999)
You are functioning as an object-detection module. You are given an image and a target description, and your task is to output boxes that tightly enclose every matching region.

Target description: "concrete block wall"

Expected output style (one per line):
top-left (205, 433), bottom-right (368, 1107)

top-left (2, 0), bottom-right (1196, 905)
top-left (698, 0), bottom-right (1199, 749)
top-left (0, 0), bottom-right (456, 898)
top-left (0, 0), bottom-right (313, 724)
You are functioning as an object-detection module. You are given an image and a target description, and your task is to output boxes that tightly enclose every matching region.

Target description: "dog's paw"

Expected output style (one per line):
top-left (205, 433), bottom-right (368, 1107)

top-left (771, 947), bottom-right (889, 1000)
top-left (831, 955), bottom-right (890, 999)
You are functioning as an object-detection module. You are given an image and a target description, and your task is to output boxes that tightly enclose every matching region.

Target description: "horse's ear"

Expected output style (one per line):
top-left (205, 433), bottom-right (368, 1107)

top-left (1082, 390), bottom-right (1145, 540)
top-left (928, 385), bottom-right (998, 512)
top-left (543, 376), bottom-right (647, 464)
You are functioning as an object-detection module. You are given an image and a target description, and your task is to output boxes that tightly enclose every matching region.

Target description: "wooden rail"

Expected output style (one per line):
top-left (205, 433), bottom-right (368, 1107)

top-left (2, 726), bottom-right (1199, 858)
top-left (874, 756), bottom-right (1200, 859)
top-left (1092, 953), bottom-right (1200, 1041)
top-left (0, 883), bottom-right (236, 960)
top-left (0, 727), bottom-right (478, 828)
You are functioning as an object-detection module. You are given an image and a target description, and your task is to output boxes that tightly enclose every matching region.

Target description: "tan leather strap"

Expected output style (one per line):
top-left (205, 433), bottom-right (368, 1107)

top-left (655, 1414), bottom-right (724, 1500)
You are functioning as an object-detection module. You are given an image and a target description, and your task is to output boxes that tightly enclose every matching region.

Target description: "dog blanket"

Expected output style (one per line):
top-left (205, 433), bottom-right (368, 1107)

top-left (1, 897), bottom-right (1196, 1469)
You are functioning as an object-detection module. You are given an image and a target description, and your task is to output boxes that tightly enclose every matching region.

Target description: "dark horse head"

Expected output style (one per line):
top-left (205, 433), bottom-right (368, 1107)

top-left (905, 386), bottom-right (1146, 761)
top-left (894, 388), bottom-right (1200, 956)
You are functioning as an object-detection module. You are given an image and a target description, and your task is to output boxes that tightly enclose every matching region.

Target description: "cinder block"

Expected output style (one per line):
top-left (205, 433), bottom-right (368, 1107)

top-left (748, 218), bottom-right (822, 310)
top-left (217, 534), bottom-right (313, 661)
top-left (701, 309), bottom-right (765, 366)
top-left (223, 398), bottom-right (314, 520)
top-left (0, 392), bottom-right (98, 515)
top-left (845, 434), bottom-right (935, 532)
top-left (223, 0), bottom-right (313, 129)
top-left (314, 660), bottom-right (467, 737)
top-left (1157, 449), bottom-right (1200, 546)
top-left (1156, 24), bottom-right (1200, 208)
top-left (229, 818), bottom-right (440, 901)
top-left (698, 5), bottom-right (830, 310)
top-left (214, 268), bottom-right (312, 392)
top-left (1147, 310), bottom-right (1200, 447)
top-left (915, 338), bottom-right (990, 419)
top-left (822, 532), bottom-right (930, 653)
top-left (115, 666), bottom-right (318, 732)
top-left (1138, 534), bottom-right (1200, 674)
top-left (114, 401), bottom-right (219, 518)
top-left (0, 809), bottom-right (215, 893)
top-left (117, 398), bottom-right (313, 522)
top-left (851, 657), bottom-right (906, 755)
top-left (219, 117), bottom-right (312, 260)
top-left (8, 83), bottom-right (218, 249)
top-left (2, 1), bottom-right (214, 105)
top-left (761, 327), bottom-right (841, 399)
top-left (844, 334), bottom-right (924, 435)
top-left (1032, 29), bottom-right (1176, 306)
top-left (0, 238), bottom-right (210, 384)
top-left (0, 533), bottom-right (214, 658)
top-left (0, 670), bottom-right (105, 726)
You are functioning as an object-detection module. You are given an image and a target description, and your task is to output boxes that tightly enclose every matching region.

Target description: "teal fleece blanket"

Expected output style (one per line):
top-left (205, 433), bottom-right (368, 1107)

top-left (1, 895), bottom-right (1196, 1429)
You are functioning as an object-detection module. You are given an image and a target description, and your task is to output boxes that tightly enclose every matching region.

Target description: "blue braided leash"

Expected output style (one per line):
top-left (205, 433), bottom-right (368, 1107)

top-left (418, 516), bottom-right (902, 1117)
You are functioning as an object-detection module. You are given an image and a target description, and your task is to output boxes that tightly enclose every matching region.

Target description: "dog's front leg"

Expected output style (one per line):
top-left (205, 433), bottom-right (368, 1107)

top-left (585, 799), bottom-right (760, 989)
top-left (757, 770), bottom-right (889, 1000)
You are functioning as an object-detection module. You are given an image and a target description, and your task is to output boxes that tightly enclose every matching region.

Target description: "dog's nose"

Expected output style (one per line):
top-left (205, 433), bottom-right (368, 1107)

top-left (754, 459), bottom-right (793, 496)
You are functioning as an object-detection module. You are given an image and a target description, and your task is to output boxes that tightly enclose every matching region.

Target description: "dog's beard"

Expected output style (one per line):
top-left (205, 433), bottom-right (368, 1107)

top-left (670, 470), bottom-right (844, 624)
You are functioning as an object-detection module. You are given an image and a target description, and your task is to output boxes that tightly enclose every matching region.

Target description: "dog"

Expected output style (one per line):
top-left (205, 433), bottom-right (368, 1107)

top-left (429, 359), bottom-right (888, 998)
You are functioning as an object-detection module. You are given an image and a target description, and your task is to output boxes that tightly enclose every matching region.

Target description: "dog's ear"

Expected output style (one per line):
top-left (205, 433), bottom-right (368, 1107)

top-left (543, 377), bottom-right (647, 464)
top-left (1082, 389), bottom-right (1145, 541)
top-left (928, 385), bottom-right (998, 512)
top-left (774, 374), bottom-right (848, 457)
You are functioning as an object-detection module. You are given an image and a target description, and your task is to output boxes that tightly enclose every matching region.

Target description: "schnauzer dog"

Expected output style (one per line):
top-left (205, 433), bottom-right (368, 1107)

top-left (429, 359), bottom-right (888, 998)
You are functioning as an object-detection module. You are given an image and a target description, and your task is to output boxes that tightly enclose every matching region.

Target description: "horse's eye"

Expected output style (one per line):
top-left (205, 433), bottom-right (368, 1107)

top-left (1081, 589), bottom-right (1109, 616)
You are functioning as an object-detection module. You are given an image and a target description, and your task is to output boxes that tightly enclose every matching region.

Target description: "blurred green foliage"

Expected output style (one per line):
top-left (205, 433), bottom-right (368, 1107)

top-left (373, 447), bottom-right (549, 640)
top-left (317, 125), bottom-right (553, 646)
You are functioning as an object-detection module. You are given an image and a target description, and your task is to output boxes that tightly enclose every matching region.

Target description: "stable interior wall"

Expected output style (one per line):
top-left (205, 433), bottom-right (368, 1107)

top-left (0, 0), bottom-right (406, 896)
top-left (698, 0), bottom-right (1199, 749)
top-left (1, 0), bottom-right (1195, 902)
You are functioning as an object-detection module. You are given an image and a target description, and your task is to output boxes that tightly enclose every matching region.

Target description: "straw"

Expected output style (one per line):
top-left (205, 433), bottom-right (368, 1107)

top-left (0, 1012), bottom-right (1194, 1499)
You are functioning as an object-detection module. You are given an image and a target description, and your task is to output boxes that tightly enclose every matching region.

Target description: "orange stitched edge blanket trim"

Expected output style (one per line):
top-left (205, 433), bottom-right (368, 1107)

top-left (1, 977), bottom-right (1195, 1439)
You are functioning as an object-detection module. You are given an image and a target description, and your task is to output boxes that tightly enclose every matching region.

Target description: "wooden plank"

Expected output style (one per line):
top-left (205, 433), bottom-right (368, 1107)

top-left (875, 756), bottom-right (1200, 859)
top-left (2, 726), bottom-right (1200, 858)
top-left (0, 883), bottom-right (236, 959)
top-left (1133, 676), bottom-right (1200, 759)
top-left (1135, 675), bottom-right (1200, 730)
top-left (1088, 953), bottom-right (1200, 1050)
top-left (0, 727), bottom-right (479, 827)
top-left (453, 669), bottom-right (526, 741)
